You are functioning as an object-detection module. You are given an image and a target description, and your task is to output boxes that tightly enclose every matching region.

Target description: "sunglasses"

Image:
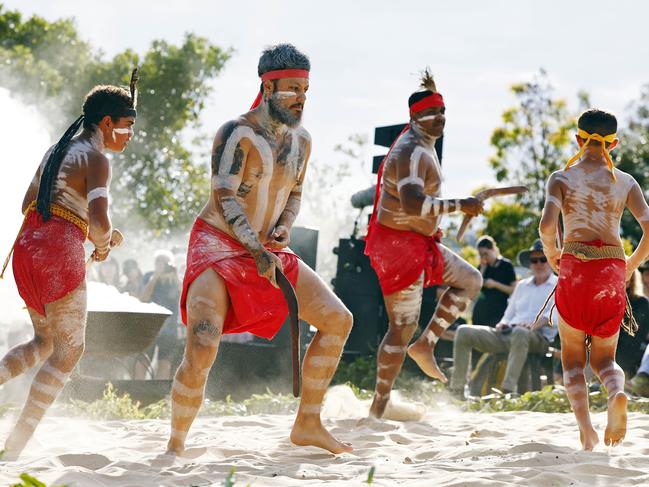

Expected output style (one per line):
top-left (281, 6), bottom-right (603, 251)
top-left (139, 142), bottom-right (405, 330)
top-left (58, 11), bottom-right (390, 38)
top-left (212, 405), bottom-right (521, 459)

top-left (529, 257), bottom-right (547, 264)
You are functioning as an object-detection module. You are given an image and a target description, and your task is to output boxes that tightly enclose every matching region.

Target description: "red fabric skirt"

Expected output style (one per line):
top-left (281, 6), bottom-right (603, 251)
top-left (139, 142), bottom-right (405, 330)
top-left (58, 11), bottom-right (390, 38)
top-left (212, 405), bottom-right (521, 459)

top-left (12, 211), bottom-right (86, 316)
top-left (555, 240), bottom-right (626, 338)
top-left (180, 218), bottom-right (299, 340)
top-left (364, 221), bottom-right (444, 295)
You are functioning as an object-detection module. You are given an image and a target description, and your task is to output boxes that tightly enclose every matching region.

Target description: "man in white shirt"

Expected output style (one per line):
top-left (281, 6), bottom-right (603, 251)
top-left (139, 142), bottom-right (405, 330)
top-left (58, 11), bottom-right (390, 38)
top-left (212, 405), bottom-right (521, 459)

top-left (449, 239), bottom-right (558, 396)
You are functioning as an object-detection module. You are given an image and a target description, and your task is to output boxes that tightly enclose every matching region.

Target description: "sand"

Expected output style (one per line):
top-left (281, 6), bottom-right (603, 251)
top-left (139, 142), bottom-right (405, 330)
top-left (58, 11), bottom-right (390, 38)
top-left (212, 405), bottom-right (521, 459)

top-left (1, 387), bottom-right (648, 486)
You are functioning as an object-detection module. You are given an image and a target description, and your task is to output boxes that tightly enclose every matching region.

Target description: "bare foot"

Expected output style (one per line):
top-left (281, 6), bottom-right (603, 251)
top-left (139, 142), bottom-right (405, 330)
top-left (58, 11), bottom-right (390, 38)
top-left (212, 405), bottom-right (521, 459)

top-left (291, 416), bottom-right (353, 454)
top-left (407, 341), bottom-right (447, 383)
top-left (605, 391), bottom-right (628, 447)
top-left (579, 426), bottom-right (599, 451)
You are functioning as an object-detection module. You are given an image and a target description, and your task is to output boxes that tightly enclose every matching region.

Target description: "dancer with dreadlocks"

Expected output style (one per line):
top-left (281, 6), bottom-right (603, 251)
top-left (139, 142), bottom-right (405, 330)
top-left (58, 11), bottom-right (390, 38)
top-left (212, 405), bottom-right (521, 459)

top-left (169, 44), bottom-right (353, 455)
top-left (539, 109), bottom-right (649, 450)
top-left (364, 70), bottom-right (484, 418)
top-left (0, 70), bottom-right (138, 459)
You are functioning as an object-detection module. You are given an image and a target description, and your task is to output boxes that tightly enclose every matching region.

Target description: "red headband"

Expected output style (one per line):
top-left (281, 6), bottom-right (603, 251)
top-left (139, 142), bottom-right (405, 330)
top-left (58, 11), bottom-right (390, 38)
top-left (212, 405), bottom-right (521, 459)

top-left (250, 69), bottom-right (310, 109)
top-left (409, 92), bottom-right (444, 116)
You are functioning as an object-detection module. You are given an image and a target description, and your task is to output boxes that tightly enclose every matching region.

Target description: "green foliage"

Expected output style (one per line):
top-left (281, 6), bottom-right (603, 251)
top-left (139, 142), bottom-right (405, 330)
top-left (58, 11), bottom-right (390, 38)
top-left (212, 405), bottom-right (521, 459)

top-left (366, 466), bottom-right (376, 484)
top-left (489, 69), bottom-right (576, 212)
top-left (617, 84), bottom-right (649, 246)
top-left (65, 383), bottom-right (170, 420)
top-left (0, 5), bottom-right (230, 233)
top-left (481, 201), bottom-right (540, 262)
top-left (460, 245), bottom-right (479, 268)
top-left (332, 355), bottom-right (377, 391)
top-left (9, 473), bottom-right (66, 487)
top-left (64, 384), bottom-right (297, 420)
top-left (465, 385), bottom-right (649, 413)
top-left (223, 467), bottom-right (236, 487)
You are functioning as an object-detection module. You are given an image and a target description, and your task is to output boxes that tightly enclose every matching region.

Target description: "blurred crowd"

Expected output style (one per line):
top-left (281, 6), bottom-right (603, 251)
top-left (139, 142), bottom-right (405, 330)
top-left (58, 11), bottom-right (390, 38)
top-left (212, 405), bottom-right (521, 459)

top-left (88, 248), bottom-right (185, 380)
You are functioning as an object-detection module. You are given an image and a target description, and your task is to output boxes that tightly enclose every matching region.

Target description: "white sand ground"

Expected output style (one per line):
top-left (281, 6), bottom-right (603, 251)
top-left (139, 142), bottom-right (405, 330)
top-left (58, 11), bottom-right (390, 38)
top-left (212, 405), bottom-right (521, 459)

top-left (1, 389), bottom-right (648, 487)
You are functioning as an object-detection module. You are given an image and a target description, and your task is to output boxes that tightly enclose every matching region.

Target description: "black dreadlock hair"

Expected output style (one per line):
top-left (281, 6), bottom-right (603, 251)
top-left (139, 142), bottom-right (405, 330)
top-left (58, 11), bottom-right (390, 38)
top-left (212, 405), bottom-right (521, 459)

top-left (36, 69), bottom-right (138, 220)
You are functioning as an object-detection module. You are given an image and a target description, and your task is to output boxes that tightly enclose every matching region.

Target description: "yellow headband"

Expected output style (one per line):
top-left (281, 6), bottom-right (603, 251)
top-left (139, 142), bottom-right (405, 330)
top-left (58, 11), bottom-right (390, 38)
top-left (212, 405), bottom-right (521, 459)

top-left (564, 128), bottom-right (617, 180)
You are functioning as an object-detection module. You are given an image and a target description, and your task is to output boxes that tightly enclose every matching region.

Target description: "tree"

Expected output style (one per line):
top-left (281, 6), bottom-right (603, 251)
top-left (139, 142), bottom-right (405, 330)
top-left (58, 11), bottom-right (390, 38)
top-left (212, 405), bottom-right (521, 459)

top-left (0, 6), bottom-right (230, 233)
top-left (481, 201), bottom-right (540, 263)
top-left (617, 84), bottom-right (649, 246)
top-left (489, 69), bottom-right (577, 212)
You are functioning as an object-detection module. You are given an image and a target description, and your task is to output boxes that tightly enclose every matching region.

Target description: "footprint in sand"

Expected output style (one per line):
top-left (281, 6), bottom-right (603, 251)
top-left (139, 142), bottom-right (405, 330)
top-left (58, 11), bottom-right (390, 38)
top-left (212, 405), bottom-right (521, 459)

top-left (389, 433), bottom-right (413, 445)
top-left (469, 429), bottom-right (506, 439)
top-left (57, 453), bottom-right (111, 470)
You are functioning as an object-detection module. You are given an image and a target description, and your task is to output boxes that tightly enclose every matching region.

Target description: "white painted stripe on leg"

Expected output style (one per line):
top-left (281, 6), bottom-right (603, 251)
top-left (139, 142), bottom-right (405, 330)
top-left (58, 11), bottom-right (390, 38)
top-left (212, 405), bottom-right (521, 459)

top-left (383, 345), bottom-right (407, 354)
top-left (23, 417), bottom-right (40, 428)
top-left (319, 335), bottom-right (344, 348)
top-left (308, 356), bottom-right (339, 367)
top-left (173, 380), bottom-right (204, 398)
top-left (425, 330), bottom-right (440, 345)
top-left (172, 403), bottom-right (199, 418)
top-left (28, 397), bottom-right (51, 410)
top-left (32, 380), bottom-right (61, 397)
top-left (170, 428), bottom-right (188, 441)
top-left (41, 363), bottom-right (69, 384)
top-left (302, 377), bottom-right (330, 390)
top-left (300, 403), bottom-right (321, 415)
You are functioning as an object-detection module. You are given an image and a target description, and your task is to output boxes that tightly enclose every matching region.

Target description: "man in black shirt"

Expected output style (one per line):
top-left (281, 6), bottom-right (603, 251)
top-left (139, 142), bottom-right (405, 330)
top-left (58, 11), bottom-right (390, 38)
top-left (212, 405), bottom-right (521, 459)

top-left (472, 236), bottom-right (516, 326)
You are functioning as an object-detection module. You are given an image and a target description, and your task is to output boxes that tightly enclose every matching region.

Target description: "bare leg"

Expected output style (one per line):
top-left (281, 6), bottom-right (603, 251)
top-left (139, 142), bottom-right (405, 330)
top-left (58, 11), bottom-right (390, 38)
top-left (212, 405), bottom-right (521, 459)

top-left (167, 268), bottom-right (225, 455)
top-left (590, 330), bottom-right (626, 447)
top-left (408, 245), bottom-right (482, 382)
top-left (369, 275), bottom-right (422, 418)
top-left (3, 284), bottom-right (87, 459)
top-left (558, 317), bottom-right (598, 451)
top-left (290, 261), bottom-right (353, 454)
top-left (0, 310), bottom-right (53, 385)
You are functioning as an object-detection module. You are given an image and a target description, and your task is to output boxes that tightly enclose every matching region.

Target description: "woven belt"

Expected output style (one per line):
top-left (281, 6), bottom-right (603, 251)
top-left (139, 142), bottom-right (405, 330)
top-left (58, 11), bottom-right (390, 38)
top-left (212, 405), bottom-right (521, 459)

top-left (24, 201), bottom-right (89, 237)
top-left (562, 241), bottom-right (626, 261)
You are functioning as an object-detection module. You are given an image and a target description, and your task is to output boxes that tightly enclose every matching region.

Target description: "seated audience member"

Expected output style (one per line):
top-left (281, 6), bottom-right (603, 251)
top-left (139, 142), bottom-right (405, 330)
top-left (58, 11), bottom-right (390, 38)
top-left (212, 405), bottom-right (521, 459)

top-left (450, 239), bottom-right (558, 396)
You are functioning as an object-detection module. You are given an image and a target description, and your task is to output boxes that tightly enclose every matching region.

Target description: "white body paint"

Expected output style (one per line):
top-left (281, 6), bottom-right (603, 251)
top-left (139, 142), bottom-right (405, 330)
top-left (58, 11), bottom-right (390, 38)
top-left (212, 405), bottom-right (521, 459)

top-left (87, 187), bottom-right (108, 202)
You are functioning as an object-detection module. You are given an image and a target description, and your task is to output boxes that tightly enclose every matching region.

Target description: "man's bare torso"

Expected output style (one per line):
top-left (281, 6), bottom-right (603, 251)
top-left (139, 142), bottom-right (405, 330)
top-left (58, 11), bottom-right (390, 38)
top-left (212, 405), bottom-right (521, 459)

top-left (554, 163), bottom-right (635, 245)
top-left (376, 131), bottom-right (440, 236)
top-left (200, 116), bottom-right (310, 244)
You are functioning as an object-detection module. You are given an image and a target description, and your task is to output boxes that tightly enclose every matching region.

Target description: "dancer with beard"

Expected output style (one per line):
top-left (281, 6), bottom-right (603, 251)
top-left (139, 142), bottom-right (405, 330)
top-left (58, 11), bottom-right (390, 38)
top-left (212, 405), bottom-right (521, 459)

top-left (168, 44), bottom-right (353, 455)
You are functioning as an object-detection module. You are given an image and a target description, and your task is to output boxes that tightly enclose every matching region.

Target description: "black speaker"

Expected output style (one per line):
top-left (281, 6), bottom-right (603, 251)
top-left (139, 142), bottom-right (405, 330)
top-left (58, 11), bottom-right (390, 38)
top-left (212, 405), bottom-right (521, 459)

top-left (332, 238), bottom-right (388, 356)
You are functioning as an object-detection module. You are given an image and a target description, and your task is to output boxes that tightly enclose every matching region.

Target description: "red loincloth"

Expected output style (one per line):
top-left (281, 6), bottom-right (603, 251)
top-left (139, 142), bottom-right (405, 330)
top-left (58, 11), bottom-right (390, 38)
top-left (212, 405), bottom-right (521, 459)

top-left (364, 221), bottom-right (444, 296)
top-left (12, 211), bottom-right (86, 316)
top-left (180, 218), bottom-right (299, 340)
top-left (555, 240), bottom-right (626, 338)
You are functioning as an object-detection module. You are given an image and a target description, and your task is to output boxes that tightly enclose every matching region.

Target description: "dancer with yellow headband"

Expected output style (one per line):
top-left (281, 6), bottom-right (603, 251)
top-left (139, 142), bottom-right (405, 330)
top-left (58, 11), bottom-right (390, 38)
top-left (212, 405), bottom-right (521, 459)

top-left (0, 72), bottom-right (137, 459)
top-left (539, 108), bottom-right (649, 450)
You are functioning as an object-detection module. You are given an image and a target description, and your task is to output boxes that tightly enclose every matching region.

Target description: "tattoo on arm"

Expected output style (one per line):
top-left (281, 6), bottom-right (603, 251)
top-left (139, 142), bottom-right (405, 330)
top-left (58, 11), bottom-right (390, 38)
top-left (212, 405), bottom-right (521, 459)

top-left (220, 195), bottom-right (263, 253)
top-left (276, 193), bottom-right (301, 229)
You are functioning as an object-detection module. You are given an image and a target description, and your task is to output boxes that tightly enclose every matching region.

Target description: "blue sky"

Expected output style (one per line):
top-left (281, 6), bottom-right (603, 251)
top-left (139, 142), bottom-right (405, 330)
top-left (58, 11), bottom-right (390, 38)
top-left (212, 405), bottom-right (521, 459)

top-left (4, 0), bottom-right (648, 200)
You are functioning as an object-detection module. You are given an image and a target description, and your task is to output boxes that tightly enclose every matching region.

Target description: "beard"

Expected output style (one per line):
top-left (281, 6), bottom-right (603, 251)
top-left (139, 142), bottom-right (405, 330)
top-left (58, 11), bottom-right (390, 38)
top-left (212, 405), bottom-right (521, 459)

top-left (268, 94), bottom-right (302, 127)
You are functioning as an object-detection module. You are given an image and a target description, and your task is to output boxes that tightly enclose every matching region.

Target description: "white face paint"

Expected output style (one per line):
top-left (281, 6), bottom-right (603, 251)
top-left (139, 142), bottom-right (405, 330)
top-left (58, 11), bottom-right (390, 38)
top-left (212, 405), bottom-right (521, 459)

top-left (274, 91), bottom-right (297, 99)
top-left (416, 115), bottom-right (438, 122)
top-left (112, 127), bottom-right (133, 142)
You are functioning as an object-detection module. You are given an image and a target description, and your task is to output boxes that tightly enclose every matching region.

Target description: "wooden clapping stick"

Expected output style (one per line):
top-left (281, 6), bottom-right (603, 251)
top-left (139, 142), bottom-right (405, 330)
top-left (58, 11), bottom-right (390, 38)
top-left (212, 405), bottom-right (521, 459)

top-left (86, 229), bottom-right (124, 269)
top-left (456, 186), bottom-right (528, 242)
top-left (276, 268), bottom-right (301, 397)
